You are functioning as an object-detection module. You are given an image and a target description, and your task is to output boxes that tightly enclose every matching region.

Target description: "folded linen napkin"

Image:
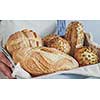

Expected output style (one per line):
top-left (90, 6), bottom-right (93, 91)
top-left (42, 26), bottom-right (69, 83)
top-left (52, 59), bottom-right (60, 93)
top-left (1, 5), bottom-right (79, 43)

top-left (11, 63), bottom-right (100, 79)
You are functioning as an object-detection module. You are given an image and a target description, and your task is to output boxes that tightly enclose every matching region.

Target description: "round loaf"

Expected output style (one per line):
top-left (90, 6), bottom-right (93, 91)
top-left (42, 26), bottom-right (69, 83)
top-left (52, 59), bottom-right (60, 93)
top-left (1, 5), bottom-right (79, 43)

top-left (65, 21), bottom-right (85, 55)
top-left (74, 47), bottom-right (98, 66)
top-left (6, 29), bottom-right (42, 54)
top-left (43, 34), bottom-right (71, 54)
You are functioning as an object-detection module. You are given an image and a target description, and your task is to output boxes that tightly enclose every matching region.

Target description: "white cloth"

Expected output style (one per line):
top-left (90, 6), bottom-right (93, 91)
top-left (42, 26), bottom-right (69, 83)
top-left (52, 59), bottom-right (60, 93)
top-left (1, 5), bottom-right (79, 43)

top-left (12, 62), bottom-right (100, 79)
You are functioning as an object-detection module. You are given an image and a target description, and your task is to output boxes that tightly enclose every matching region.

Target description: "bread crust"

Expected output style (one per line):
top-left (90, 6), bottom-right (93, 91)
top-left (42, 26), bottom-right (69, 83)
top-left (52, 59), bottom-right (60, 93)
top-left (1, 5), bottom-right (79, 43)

top-left (13, 47), bottom-right (79, 76)
top-left (6, 29), bottom-right (42, 54)
top-left (74, 47), bottom-right (98, 66)
top-left (65, 21), bottom-right (85, 56)
top-left (43, 34), bottom-right (71, 54)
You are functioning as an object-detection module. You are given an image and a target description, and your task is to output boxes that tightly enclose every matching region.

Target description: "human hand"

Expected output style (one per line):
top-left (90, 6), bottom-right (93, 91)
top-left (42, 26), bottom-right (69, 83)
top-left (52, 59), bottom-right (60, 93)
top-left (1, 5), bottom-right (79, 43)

top-left (0, 52), bottom-right (13, 79)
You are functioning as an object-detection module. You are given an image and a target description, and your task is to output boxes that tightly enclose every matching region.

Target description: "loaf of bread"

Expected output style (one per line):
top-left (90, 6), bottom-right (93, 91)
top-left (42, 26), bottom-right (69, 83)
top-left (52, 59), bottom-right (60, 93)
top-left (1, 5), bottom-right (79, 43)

top-left (84, 32), bottom-right (100, 62)
top-left (13, 47), bottom-right (79, 76)
top-left (6, 29), bottom-right (42, 54)
top-left (74, 47), bottom-right (98, 66)
top-left (43, 34), bottom-right (71, 54)
top-left (65, 21), bottom-right (85, 55)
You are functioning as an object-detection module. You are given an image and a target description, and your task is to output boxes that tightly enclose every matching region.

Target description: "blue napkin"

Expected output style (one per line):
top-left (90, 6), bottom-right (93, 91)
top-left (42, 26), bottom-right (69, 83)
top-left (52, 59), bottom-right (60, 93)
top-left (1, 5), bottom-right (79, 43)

top-left (57, 20), bottom-right (66, 36)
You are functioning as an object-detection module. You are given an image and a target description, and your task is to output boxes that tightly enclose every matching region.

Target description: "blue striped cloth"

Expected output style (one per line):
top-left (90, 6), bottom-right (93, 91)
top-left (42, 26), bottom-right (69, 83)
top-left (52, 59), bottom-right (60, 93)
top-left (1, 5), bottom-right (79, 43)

top-left (57, 20), bottom-right (66, 36)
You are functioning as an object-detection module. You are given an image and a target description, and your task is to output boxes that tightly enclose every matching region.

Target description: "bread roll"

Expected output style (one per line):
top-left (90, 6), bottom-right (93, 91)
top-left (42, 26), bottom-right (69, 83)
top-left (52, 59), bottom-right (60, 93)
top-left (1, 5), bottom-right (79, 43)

top-left (6, 29), bottom-right (42, 54)
top-left (43, 34), bottom-right (71, 54)
top-left (74, 47), bottom-right (98, 66)
top-left (65, 21), bottom-right (85, 55)
top-left (13, 47), bottom-right (79, 76)
top-left (84, 33), bottom-right (100, 62)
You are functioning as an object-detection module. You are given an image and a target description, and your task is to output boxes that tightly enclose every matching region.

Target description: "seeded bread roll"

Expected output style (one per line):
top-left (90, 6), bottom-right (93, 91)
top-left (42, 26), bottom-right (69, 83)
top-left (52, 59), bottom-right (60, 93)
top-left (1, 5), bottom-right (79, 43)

top-left (43, 34), bottom-right (58, 46)
top-left (65, 21), bottom-right (85, 55)
top-left (6, 29), bottom-right (42, 54)
top-left (74, 47), bottom-right (98, 66)
top-left (84, 32), bottom-right (100, 62)
top-left (43, 34), bottom-right (71, 54)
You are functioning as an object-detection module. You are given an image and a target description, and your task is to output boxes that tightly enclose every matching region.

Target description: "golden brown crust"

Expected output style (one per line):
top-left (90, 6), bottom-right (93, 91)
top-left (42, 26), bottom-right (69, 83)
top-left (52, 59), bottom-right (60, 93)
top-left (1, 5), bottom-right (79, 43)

top-left (42, 34), bottom-right (58, 45)
top-left (13, 47), bottom-right (79, 76)
top-left (74, 47), bottom-right (98, 66)
top-left (84, 33), bottom-right (100, 62)
top-left (6, 29), bottom-right (42, 54)
top-left (65, 21), bottom-right (85, 56)
top-left (43, 34), bottom-right (71, 54)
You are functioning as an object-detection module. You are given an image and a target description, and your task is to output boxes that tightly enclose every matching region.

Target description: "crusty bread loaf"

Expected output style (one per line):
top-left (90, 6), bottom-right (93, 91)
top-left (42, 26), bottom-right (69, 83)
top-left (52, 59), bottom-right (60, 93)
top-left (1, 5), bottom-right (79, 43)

top-left (6, 29), bottom-right (42, 54)
top-left (13, 47), bottom-right (79, 76)
top-left (74, 47), bottom-right (98, 66)
top-left (43, 34), bottom-right (71, 54)
top-left (84, 32), bottom-right (100, 62)
top-left (65, 21), bottom-right (85, 55)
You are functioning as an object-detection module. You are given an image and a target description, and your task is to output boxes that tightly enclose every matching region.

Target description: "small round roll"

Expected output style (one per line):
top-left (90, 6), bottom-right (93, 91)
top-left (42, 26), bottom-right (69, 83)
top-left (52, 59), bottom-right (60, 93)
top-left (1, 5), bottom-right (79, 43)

top-left (43, 34), bottom-right (71, 54)
top-left (74, 47), bottom-right (99, 66)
